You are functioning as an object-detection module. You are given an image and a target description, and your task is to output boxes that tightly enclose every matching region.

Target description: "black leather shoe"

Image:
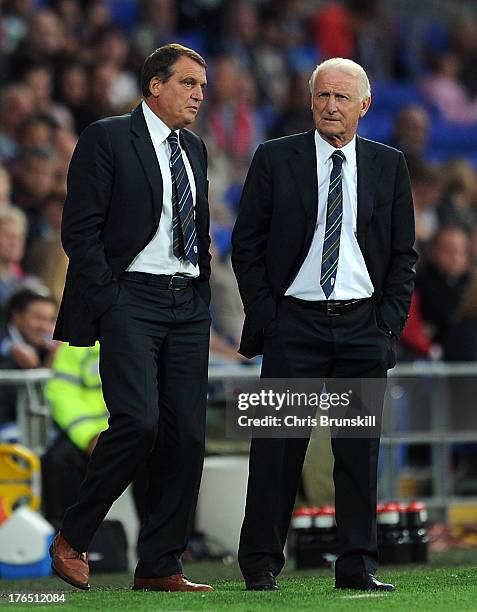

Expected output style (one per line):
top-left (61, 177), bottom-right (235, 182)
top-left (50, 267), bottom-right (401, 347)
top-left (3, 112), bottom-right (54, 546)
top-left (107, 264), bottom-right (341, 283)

top-left (245, 571), bottom-right (278, 591)
top-left (335, 573), bottom-right (395, 591)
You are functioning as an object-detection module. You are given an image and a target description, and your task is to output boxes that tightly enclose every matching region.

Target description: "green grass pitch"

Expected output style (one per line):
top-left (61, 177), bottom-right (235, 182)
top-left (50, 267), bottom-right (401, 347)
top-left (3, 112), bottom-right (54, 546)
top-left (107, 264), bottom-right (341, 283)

top-left (1, 550), bottom-right (477, 611)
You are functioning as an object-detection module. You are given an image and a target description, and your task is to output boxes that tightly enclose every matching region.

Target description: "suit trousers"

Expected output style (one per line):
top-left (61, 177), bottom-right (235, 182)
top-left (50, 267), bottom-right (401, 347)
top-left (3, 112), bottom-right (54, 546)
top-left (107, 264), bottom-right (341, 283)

top-left (60, 275), bottom-right (211, 578)
top-left (41, 433), bottom-right (148, 532)
top-left (238, 297), bottom-right (390, 581)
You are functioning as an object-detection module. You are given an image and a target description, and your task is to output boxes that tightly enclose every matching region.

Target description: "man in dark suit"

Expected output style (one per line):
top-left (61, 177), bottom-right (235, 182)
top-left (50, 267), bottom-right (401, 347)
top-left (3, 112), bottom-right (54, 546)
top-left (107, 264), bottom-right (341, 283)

top-left (232, 58), bottom-right (417, 592)
top-left (49, 44), bottom-right (213, 592)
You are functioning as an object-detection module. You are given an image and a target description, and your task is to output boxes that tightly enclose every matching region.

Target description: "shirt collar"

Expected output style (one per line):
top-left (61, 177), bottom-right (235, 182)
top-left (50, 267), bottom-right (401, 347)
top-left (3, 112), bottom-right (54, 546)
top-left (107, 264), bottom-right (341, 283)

top-left (142, 100), bottom-right (179, 145)
top-left (8, 324), bottom-right (26, 345)
top-left (314, 130), bottom-right (357, 168)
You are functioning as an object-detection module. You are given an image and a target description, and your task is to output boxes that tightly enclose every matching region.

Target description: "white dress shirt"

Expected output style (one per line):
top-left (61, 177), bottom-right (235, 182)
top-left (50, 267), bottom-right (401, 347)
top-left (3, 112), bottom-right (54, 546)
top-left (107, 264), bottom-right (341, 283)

top-left (126, 101), bottom-right (199, 277)
top-left (285, 131), bottom-right (374, 300)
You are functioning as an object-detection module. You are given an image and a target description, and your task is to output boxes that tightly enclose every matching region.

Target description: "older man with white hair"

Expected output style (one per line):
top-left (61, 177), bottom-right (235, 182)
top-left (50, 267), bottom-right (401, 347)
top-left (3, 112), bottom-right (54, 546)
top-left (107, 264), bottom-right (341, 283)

top-left (232, 58), bottom-right (417, 592)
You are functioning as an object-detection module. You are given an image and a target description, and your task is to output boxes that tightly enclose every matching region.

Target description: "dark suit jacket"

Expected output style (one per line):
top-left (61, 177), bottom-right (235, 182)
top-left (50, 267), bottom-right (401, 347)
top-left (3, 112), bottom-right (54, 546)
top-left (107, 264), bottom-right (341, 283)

top-left (54, 104), bottom-right (211, 346)
top-left (231, 130), bottom-right (417, 358)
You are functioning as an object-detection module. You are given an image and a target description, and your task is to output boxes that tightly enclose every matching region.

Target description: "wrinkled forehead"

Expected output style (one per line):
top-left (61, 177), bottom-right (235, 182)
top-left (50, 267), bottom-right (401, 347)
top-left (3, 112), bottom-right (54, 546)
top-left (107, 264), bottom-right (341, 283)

top-left (313, 68), bottom-right (362, 95)
top-left (172, 57), bottom-right (207, 82)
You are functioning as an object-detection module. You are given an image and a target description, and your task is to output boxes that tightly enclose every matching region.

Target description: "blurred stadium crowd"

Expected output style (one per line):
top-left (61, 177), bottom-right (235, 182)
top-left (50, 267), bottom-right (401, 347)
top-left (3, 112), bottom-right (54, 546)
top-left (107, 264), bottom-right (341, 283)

top-left (0, 0), bottom-right (476, 368)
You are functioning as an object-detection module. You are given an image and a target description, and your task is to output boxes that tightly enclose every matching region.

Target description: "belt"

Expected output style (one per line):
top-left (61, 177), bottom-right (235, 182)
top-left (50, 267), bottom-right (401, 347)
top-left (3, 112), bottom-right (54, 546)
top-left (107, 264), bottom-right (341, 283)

top-left (285, 296), bottom-right (369, 315)
top-left (121, 272), bottom-right (193, 290)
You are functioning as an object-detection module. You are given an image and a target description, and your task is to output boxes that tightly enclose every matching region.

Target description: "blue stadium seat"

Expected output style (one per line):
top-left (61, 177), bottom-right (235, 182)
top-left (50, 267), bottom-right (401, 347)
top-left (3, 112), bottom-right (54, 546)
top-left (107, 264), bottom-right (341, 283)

top-left (358, 112), bottom-right (394, 143)
top-left (173, 33), bottom-right (207, 57)
top-left (370, 81), bottom-right (424, 114)
top-left (287, 46), bottom-right (319, 73)
top-left (107, 0), bottom-right (139, 33)
top-left (430, 121), bottom-right (477, 155)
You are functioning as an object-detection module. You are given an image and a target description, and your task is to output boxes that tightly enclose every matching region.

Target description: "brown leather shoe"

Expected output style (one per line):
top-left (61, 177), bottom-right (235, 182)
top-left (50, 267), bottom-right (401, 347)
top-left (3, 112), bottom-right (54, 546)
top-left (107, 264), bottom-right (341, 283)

top-left (49, 532), bottom-right (90, 591)
top-left (133, 574), bottom-right (213, 592)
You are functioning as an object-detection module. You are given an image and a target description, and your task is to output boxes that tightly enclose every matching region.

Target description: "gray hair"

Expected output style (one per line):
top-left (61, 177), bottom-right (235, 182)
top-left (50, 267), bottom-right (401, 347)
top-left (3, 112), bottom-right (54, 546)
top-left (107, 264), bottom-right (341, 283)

top-left (0, 205), bottom-right (27, 234)
top-left (309, 58), bottom-right (371, 101)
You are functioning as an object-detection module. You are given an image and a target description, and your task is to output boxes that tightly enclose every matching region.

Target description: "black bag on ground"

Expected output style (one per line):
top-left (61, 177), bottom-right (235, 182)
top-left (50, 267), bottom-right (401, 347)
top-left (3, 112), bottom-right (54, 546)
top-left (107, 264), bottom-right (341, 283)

top-left (88, 519), bottom-right (129, 573)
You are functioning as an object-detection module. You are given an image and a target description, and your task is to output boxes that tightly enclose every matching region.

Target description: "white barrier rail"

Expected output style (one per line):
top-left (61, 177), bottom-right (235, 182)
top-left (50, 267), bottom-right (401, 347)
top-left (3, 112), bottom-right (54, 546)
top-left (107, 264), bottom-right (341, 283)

top-left (3, 362), bottom-right (477, 517)
top-left (4, 361), bottom-right (477, 453)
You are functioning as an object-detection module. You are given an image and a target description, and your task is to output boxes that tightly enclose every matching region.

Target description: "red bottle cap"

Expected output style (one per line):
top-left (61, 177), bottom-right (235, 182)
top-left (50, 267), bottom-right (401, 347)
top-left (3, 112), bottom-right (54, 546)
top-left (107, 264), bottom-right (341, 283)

top-left (293, 506), bottom-right (314, 516)
top-left (405, 501), bottom-right (426, 512)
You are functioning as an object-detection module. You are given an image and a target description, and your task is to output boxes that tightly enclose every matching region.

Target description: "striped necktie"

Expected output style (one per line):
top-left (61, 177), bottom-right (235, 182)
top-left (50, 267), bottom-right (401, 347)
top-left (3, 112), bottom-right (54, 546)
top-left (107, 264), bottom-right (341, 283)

top-left (167, 131), bottom-right (198, 266)
top-left (320, 150), bottom-right (345, 298)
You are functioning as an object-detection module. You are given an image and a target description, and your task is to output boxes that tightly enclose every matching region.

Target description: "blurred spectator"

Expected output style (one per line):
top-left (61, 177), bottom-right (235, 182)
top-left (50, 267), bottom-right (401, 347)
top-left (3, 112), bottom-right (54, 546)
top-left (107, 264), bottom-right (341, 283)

top-left (0, 287), bottom-right (57, 424)
top-left (469, 225), bottom-right (477, 267)
top-left (416, 226), bottom-right (472, 358)
top-left (0, 206), bottom-right (28, 308)
top-left (206, 152), bottom-right (239, 230)
top-left (398, 290), bottom-right (441, 361)
top-left (88, 26), bottom-right (139, 111)
top-left (449, 15), bottom-right (477, 99)
top-left (131, 0), bottom-right (178, 61)
top-left (420, 52), bottom-right (477, 124)
top-left (250, 11), bottom-right (289, 108)
top-left (219, 0), bottom-right (259, 69)
top-left (407, 156), bottom-right (443, 249)
top-left (11, 146), bottom-right (57, 241)
top-left (200, 55), bottom-right (265, 182)
top-left (54, 127), bottom-right (77, 189)
top-left (390, 104), bottom-right (430, 162)
top-left (92, 25), bottom-right (130, 66)
top-left (437, 159), bottom-right (477, 232)
top-left (0, 165), bottom-right (12, 207)
top-left (1, 0), bottom-right (36, 56)
top-left (445, 274), bottom-right (477, 361)
top-left (54, 61), bottom-right (91, 134)
top-left (177, 0), bottom-right (225, 35)
top-left (78, 60), bottom-right (119, 126)
top-left (312, 2), bottom-right (354, 59)
top-left (24, 190), bottom-right (67, 305)
top-left (49, 0), bottom-right (83, 51)
top-left (17, 114), bottom-right (58, 151)
top-left (209, 240), bottom-right (245, 349)
top-left (81, 0), bottom-right (113, 46)
top-left (268, 71), bottom-right (312, 138)
top-left (274, 0), bottom-right (310, 56)
top-left (20, 62), bottom-right (73, 129)
top-left (209, 328), bottom-right (249, 365)
top-left (0, 286), bottom-right (57, 369)
top-left (0, 83), bottom-right (34, 163)
top-left (313, 0), bottom-right (404, 80)
top-left (347, 0), bottom-right (394, 81)
top-left (208, 237), bottom-right (248, 365)
top-left (10, 9), bottom-right (67, 76)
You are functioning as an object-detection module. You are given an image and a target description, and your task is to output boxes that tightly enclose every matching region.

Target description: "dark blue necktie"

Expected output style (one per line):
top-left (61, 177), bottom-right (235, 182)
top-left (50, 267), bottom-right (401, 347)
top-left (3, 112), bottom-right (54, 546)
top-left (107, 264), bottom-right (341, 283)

top-left (167, 131), bottom-right (198, 266)
top-left (320, 150), bottom-right (345, 298)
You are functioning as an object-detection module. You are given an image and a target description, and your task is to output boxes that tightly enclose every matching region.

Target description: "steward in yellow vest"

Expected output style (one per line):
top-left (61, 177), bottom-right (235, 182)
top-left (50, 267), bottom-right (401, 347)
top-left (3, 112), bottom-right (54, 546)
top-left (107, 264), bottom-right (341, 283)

top-left (45, 343), bottom-right (108, 453)
top-left (41, 343), bottom-right (147, 528)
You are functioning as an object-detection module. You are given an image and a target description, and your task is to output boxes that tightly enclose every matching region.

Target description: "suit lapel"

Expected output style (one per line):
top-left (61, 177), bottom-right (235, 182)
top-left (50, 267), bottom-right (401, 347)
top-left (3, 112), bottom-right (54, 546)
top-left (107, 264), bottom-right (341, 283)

top-left (130, 104), bottom-right (163, 224)
top-left (288, 130), bottom-right (318, 222)
top-left (356, 136), bottom-right (380, 251)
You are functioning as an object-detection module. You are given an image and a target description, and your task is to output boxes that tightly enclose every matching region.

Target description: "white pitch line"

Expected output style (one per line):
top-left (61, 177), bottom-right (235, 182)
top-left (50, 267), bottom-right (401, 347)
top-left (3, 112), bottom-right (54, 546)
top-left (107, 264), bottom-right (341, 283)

top-left (340, 593), bottom-right (390, 599)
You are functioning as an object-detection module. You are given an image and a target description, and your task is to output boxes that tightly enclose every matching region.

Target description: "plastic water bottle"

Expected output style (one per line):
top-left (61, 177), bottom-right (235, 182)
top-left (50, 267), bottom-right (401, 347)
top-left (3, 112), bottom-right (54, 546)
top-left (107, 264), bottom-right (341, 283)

top-left (405, 501), bottom-right (429, 563)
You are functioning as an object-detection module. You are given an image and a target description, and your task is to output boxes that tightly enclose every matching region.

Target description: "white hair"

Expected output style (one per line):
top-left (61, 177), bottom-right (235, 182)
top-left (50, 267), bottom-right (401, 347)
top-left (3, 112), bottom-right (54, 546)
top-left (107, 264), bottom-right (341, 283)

top-left (0, 205), bottom-right (27, 234)
top-left (309, 58), bottom-right (371, 101)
